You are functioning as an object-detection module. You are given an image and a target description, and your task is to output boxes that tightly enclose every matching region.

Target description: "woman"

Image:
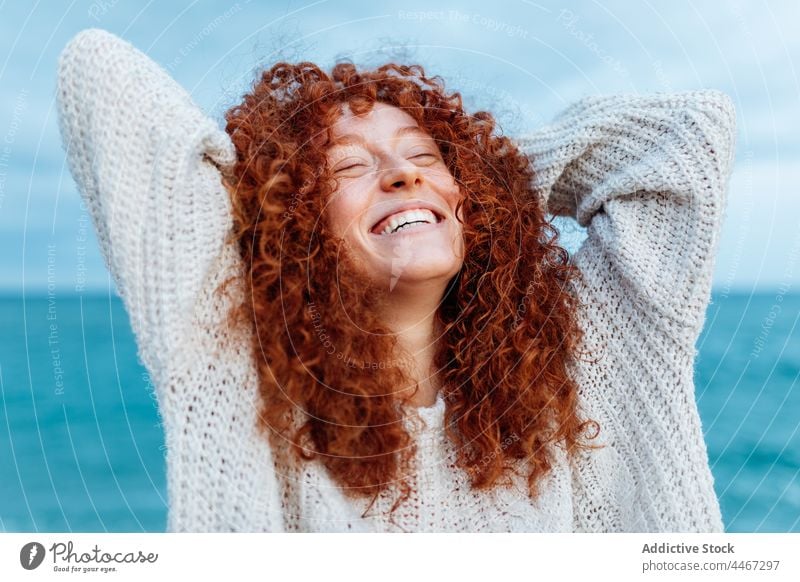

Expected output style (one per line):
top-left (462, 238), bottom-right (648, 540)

top-left (56, 28), bottom-right (736, 532)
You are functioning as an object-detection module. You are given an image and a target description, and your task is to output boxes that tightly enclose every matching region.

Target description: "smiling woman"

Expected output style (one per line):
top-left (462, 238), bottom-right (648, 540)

top-left (56, 27), bottom-right (736, 533)
top-left (323, 103), bottom-right (466, 402)
top-left (222, 58), bottom-right (591, 524)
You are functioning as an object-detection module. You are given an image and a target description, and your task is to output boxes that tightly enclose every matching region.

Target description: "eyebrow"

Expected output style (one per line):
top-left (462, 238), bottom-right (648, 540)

top-left (328, 125), bottom-right (432, 148)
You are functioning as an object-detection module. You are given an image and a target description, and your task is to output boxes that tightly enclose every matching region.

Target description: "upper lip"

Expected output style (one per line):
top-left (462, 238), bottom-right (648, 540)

top-left (369, 200), bottom-right (446, 234)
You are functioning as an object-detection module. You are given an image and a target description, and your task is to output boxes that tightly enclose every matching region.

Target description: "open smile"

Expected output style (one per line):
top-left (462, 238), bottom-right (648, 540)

top-left (368, 217), bottom-right (447, 239)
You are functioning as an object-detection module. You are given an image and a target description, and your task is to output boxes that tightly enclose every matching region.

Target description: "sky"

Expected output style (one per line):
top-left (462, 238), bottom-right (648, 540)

top-left (0, 0), bottom-right (798, 293)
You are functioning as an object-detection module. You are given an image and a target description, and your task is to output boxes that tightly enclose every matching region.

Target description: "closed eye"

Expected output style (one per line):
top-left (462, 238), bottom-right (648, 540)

top-left (334, 162), bottom-right (367, 173)
top-left (411, 153), bottom-right (439, 162)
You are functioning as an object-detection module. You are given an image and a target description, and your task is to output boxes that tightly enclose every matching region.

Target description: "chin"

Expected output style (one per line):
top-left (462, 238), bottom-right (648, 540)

top-left (346, 236), bottom-right (462, 288)
top-left (373, 259), bottom-right (461, 290)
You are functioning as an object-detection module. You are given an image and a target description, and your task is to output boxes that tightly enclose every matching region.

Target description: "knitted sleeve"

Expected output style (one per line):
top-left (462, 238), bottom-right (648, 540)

top-left (517, 90), bottom-right (736, 334)
top-left (55, 28), bottom-right (236, 375)
top-left (516, 92), bottom-right (736, 531)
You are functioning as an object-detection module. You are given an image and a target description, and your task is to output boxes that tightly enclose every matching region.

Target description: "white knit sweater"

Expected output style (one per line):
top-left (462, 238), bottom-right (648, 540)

top-left (56, 29), bottom-right (737, 533)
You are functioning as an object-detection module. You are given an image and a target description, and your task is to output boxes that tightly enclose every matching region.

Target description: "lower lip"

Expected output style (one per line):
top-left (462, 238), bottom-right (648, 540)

top-left (368, 218), bottom-right (447, 240)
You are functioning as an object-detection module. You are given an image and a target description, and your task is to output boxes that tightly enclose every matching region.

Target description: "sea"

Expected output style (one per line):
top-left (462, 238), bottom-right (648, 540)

top-left (0, 292), bottom-right (798, 532)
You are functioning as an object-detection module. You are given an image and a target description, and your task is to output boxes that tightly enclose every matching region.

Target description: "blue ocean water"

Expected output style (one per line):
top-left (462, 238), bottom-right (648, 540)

top-left (0, 292), bottom-right (797, 532)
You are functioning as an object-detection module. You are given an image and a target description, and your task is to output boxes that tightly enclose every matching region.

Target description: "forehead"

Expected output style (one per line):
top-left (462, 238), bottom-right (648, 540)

top-left (328, 102), bottom-right (431, 147)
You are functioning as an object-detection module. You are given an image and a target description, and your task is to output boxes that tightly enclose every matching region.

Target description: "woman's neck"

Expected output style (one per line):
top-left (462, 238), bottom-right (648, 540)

top-left (377, 285), bottom-right (444, 408)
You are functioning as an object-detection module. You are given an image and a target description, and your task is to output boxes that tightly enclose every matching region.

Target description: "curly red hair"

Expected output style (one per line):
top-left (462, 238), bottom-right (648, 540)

top-left (221, 59), bottom-right (599, 520)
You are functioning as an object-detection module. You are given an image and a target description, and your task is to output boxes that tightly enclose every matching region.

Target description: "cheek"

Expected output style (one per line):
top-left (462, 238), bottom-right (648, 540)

top-left (326, 186), bottom-right (364, 238)
top-left (434, 170), bottom-right (461, 199)
top-left (444, 180), bottom-right (465, 215)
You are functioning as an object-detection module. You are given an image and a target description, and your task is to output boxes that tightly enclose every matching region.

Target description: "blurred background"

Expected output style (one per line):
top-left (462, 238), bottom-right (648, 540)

top-left (0, 0), bottom-right (797, 532)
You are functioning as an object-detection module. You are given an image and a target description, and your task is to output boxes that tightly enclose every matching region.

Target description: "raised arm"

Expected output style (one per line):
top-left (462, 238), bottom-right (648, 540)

top-left (515, 92), bottom-right (737, 531)
top-left (516, 90), bottom-right (736, 339)
top-left (56, 28), bottom-right (236, 375)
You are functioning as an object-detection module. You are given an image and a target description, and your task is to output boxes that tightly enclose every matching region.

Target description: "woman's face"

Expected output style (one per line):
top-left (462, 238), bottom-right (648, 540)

top-left (324, 102), bottom-right (465, 293)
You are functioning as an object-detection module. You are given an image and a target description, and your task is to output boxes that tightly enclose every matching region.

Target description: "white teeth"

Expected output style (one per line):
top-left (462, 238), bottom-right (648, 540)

top-left (379, 209), bottom-right (438, 236)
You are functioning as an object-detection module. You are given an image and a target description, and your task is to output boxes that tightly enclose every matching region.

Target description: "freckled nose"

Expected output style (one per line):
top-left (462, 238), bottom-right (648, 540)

top-left (379, 157), bottom-right (423, 191)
